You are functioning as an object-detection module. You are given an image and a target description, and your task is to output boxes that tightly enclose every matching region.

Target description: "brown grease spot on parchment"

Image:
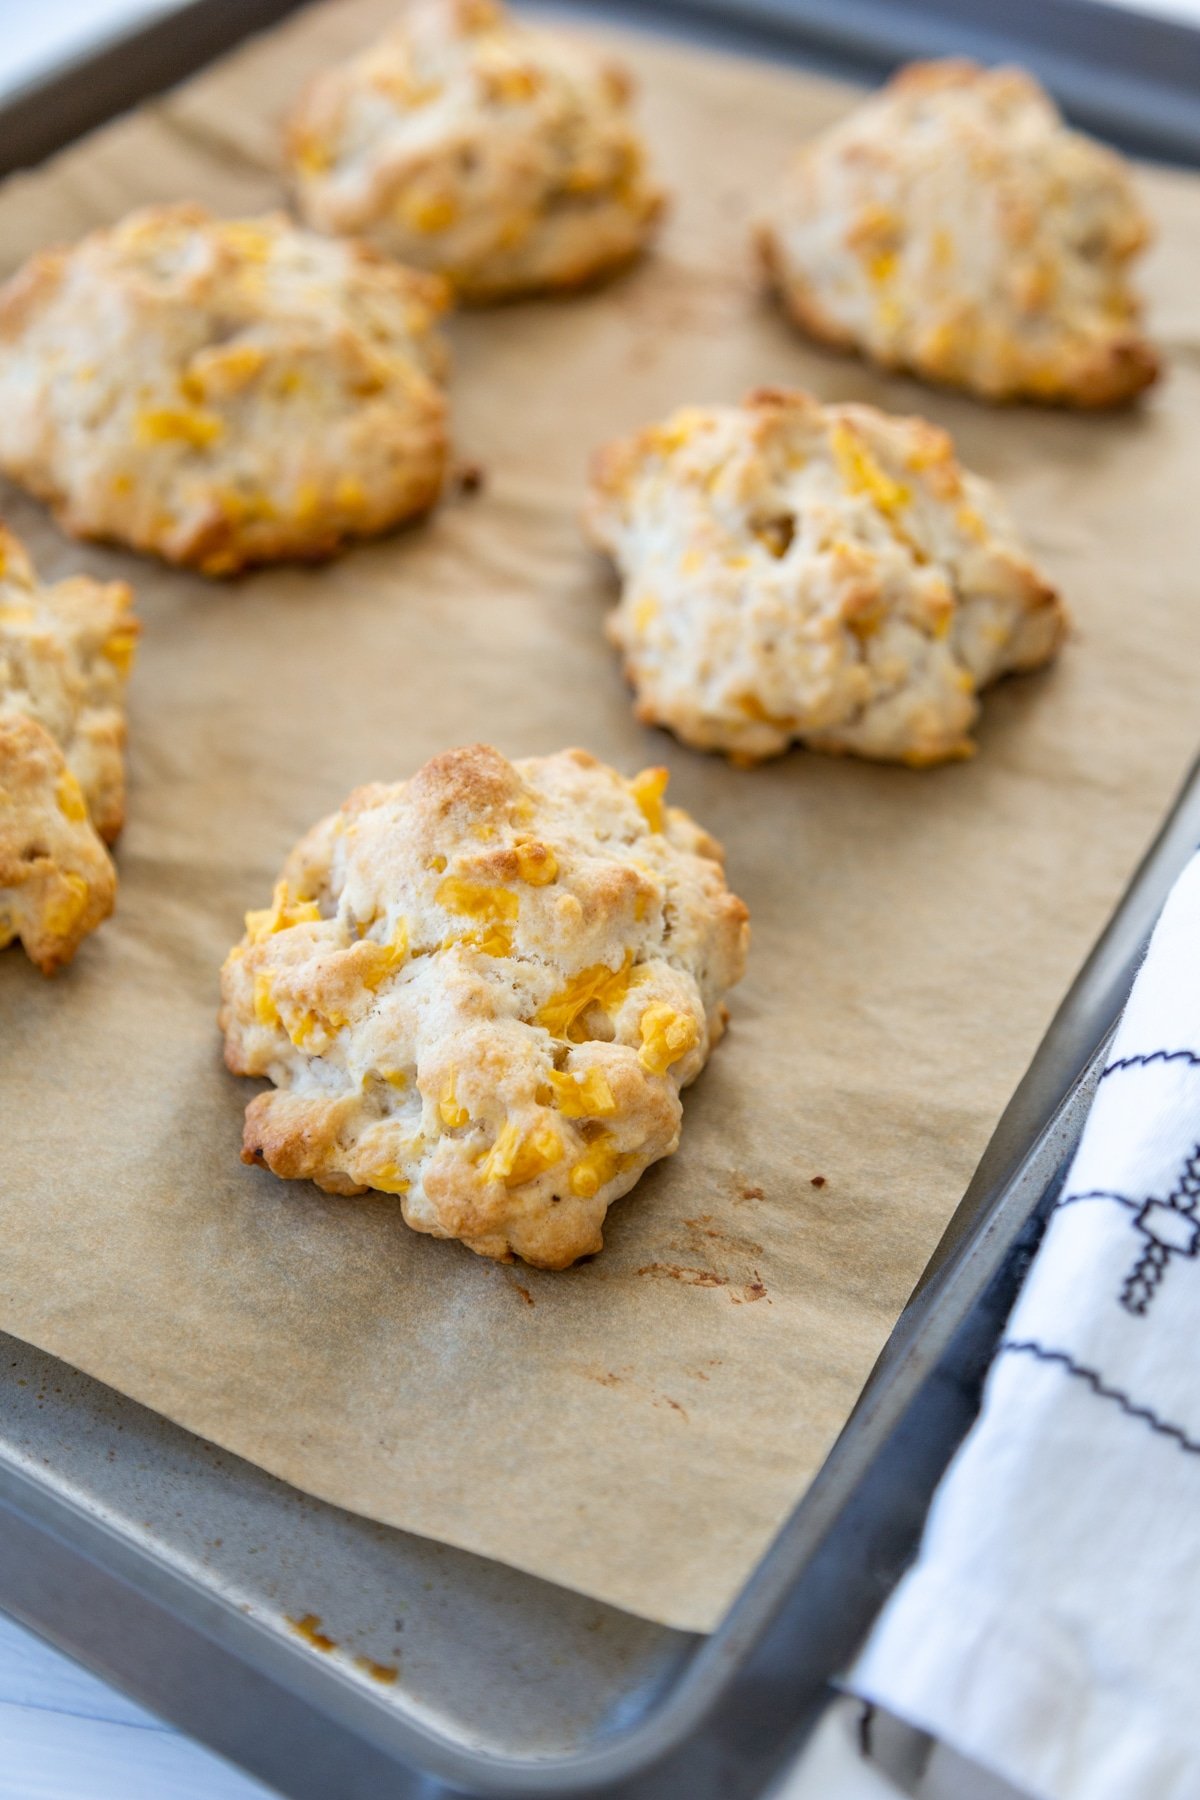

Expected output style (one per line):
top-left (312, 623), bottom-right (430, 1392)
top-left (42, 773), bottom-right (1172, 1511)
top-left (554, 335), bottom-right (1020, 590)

top-left (289, 1613), bottom-right (335, 1652)
top-left (683, 1216), bottom-right (765, 1256)
top-left (571, 1363), bottom-right (690, 1421)
top-left (354, 1655), bottom-right (400, 1684)
top-left (636, 1262), bottom-right (723, 1289)
top-left (634, 1261), bottom-right (771, 1304)
top-left (636, 1214), bottom-right (772, 1303)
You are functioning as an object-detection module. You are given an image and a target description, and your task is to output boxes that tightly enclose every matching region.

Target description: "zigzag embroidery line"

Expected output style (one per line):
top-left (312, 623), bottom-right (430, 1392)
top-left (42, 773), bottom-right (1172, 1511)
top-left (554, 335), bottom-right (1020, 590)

top-left (1119, 1142), bottom-right (1200, 1317)
top-left (1101, 1049), bottom-right (1200, 1080)
top-left (1050, 1190), bottom-right (1138, 1216)
top-left (1000, 1339), bottom-right (1200, 1457)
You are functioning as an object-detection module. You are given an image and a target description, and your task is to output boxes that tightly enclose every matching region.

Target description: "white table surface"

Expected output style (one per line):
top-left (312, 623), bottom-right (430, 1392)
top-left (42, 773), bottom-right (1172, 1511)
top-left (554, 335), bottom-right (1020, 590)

top-left (2, 2), bottom-right (1193, 1796)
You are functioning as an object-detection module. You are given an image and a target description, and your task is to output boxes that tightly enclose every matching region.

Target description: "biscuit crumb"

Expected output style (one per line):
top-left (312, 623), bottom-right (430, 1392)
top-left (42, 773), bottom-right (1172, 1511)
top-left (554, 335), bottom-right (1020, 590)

top-left (456, 460), bottom-right (486, 496)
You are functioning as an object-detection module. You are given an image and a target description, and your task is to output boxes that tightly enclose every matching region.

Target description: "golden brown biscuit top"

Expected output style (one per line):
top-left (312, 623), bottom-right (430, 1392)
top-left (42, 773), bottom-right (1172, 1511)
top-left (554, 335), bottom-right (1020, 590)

top-left (1, 204), bottom-right (449, 357)
top-left (285, 0), bottom-right (663, 298)
top-left (0, 205), bottom-right (451, 573)
top-left (220, 744), bottom-right (748, 1268)
top-left (587, 386), bottom-right (1066, 766)
top-left (759, 58), bottom-right (1157, 406)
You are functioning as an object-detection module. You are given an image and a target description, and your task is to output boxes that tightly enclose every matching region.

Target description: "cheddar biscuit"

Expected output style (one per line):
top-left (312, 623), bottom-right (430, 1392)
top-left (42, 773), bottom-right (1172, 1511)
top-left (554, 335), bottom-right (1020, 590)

top-left (0, 206), bottom-right (450, 575)
top-left (0, 525), bottom-right (137, 842)
top-left (586, 388), bottom-right (1066, 766)
top-left (0, 526), bottom-right (134, 972)
top-left (0, 714), bottom-right (116, 974)
top-left (757, 60), bottom-right (1158, 407)
top-left (285, 0), bottom-right (664, 301)
top-left (219, 745), bottom-right (748, 1269)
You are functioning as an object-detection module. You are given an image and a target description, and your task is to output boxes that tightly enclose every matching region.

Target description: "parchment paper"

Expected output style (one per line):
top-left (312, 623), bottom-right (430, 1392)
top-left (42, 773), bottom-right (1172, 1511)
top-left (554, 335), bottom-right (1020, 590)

top-left (2, 0), bottom-right (1200, 1634)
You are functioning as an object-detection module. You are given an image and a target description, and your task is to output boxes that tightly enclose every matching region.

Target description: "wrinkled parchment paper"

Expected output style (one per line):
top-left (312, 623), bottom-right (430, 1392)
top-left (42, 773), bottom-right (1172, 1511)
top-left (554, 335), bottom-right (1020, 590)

top-left (2, 0), bottom-right (1200, 1633)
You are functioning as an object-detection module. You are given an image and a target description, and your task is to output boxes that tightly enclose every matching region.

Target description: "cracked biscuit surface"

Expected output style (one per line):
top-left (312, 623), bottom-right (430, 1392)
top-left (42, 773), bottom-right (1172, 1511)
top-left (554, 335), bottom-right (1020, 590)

top-left (586, 387), bottom-right (1066, 766)
top-left (757, 60), bottom-right (1158, 407)
top-left (0, 205), bottom-right (450, 575)
top-left (0, 526), bottom-right (135, 972)
top-left (219, 744), bottom-right (748, 1269)
top-left (285, 0), bottom-right (665, 302)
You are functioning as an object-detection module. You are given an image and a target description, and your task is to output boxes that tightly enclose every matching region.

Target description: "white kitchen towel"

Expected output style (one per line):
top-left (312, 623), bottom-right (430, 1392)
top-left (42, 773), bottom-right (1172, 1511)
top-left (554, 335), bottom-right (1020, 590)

top-left (851, 849), bottom-right (1200, 1800)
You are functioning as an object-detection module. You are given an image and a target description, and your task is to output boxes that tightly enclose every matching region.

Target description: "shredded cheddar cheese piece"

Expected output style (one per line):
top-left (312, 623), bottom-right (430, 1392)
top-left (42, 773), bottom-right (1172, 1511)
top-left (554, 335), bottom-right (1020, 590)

top-left (930, 228), bottom-right (955, 272)
top-left (630, 767), bottom-right (668, 833)
top-left (371, 1163), bottom-right (411, 1194)
top-left (955, 503), bottom-right (988, 543)
top-left (287, 1010), bottom-right (322, 1048)
top-left (513, 840), bottom-right (557, 886)
top-left (182, 343), bottom-right (266, 400)
top-left (334, 474), bottom-right (368, 513)
top-left (101, 627), bottom-right (138, 675)
top-left (439, 1078), bottom-right (469, 1129)
top-left (358, 919), bottom-right (409, 988)
top-left (483, 61), bottom-right (541, 103)
top-left (866, 248), bottom-right (898, 286)
top-left (253, 971), bottom-right (280, 1027)
top-left (830, 420), bottom-right (911, 519)
top-left (55, 770), bottom-right (87, 823)
top-left (459, 922), bottom-right (514, 957)
top-left (631, 593), bottom-right (659, 632)
top-left (569, 1135), bottom-right (620, 1198)
top-left (437, 877), bottom-right (518, 956)
top-left (548, 1066), bottom-right (616, 1119)
top-left (402, 193), bottom-right (459, 235)
top-left (637, 1004), bottom-right (699, 1075)
top-left (220, 221), bottom-right (273, 262)
top-left (536, 953), bottom-right (633, 1042)
top-left (294, 135), bottom-right (332, 176)
top-left (437, 876), bottom-right (519, 924)
top-left (42, 872), bottom-right (91, 938)
top-left (135, 406), bottom-right (224, 449)
top-left (244, 880), bottom-right (321, 944)
top-left (293, 480), bottom-right (323, 526)
top-left (478, 1119), bottom-right (563, 1187)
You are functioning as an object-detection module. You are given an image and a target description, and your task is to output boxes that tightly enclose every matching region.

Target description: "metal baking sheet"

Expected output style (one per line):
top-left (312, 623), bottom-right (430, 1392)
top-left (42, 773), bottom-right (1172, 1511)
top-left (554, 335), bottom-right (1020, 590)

top-left (1, 4), bottom-right (1199, 1797)
top-left (4, 750), bottom-right (1198, 1800)
top-left (593, 0), bottom-right (1200, 166)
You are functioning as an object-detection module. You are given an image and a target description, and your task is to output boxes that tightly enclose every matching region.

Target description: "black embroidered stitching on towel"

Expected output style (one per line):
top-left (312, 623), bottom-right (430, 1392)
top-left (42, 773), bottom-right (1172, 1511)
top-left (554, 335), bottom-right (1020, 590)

top-left (1101, 1048), bottom-right (1200, 1080)
top-left (1050, 1189), bottom-right (1138, 1216)
top-left (1001, 1339), bottom-right (1200, 1457)
top-left (1117, 1143), bottom-right (1200, 1317)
